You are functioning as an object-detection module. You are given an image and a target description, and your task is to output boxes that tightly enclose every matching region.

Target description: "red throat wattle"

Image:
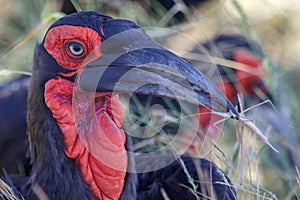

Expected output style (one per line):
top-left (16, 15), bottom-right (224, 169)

top-left (44, 77), bottom-right (128, 200)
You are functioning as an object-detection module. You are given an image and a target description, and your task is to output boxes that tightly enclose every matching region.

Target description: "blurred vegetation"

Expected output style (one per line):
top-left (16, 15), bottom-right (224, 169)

top-left (0, 0), bottom-right (299, 199)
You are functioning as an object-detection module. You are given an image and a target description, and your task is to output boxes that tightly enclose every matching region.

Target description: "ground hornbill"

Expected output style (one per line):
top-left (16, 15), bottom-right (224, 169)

top-left (0, 12), bottom-right (239, 199)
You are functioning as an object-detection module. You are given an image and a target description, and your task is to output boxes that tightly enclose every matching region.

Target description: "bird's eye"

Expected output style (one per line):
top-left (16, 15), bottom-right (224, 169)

top-left (67, 42), bottom-right (84, 56)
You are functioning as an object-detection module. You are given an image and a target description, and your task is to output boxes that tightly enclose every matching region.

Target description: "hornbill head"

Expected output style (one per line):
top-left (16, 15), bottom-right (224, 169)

top-left (203, 34), bottom-right (272, 102)
top-left (28, 11), bottom-right (238, 199)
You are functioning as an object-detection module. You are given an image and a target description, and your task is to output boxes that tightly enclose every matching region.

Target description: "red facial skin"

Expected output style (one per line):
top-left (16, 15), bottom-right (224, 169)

top-left (43, 25), bottom-right (127, 200)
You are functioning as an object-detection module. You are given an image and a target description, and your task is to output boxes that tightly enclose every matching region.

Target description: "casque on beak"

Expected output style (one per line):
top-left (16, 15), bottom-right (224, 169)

top-left (79, 24), bottom-right (238, 117)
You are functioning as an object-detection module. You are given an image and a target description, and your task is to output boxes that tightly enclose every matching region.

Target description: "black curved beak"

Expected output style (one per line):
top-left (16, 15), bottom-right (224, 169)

top-left (79, 26), bottom-right (238, 117)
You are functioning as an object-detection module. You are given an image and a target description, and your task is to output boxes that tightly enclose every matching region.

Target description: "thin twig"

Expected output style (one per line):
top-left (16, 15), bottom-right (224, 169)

top-left (296, 166), bottom-right (300, 190)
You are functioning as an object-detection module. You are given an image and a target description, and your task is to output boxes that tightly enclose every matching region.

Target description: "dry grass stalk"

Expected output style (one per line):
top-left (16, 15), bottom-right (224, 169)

top-left (0, 178), bottom-right (22, 200)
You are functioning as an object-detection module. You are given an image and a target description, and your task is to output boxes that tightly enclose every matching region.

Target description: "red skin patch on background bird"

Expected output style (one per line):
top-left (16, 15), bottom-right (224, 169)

top-left (233, 49), bottom-right (266, 95)
top-left (216, 82), bottom-right (237, 103)
top-left (196, 82), bottom-right (235, 142)
top-left (45, 77), bottom-right (127, 200)
top-left (198, 107), bottom-right (223, 139)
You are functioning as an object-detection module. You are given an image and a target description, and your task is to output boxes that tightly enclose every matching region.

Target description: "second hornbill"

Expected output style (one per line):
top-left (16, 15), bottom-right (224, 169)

top-left (9, 12), bottom-right (239, 199)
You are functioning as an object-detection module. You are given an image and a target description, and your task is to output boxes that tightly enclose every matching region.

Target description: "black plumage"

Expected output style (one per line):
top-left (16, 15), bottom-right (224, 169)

top-left (0, 75), bottom-right (30, 177)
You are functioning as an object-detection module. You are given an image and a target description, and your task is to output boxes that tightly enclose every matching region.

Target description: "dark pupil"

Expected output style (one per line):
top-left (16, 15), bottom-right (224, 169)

top-left (73, 45), bottom-right (81, 52)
